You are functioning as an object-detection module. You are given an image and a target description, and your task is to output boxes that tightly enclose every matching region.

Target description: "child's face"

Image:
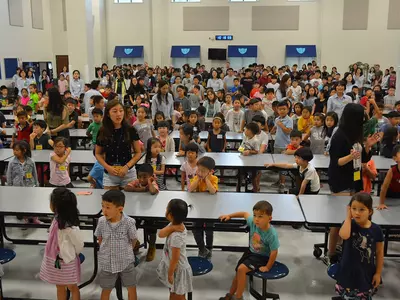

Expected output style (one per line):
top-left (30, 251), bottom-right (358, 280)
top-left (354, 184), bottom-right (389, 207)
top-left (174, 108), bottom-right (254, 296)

top-left (18, 116), bottom-right (27, 125)
top-left (29, 86), bottom-right (36, 94)
top-left (325, 116), bottom-right (335, 128)
top-left (189, 114), bottom-right (197, 124)
top-left (177, 88), bottom-right (184, 98)
top-left (54, 141), bottom-right (67, 156)
top-left (244, 128), bottom-right (254, 139)
top-left (252, 210), bottom-right (271, 229)
top-left (389, 117), bottom-right (400, 126)
top-left (302, 110), bottom-right (311, 119)
top-left (234, 80), bottom-right (239, 86)
top-left (101, 201), bottom-right (123, 221)
top-left (186, 150), bottom-right (197, 162)
top-left (290, 137), bottom-right (302, 148)
top-left (138, 173), bottom-right (151, 186)
top-left (1, 89), bottom-right (8, 96)
top-left (309, 88), bottom-right (315, 96)
top-left (388, 88), bottom-right (395, 96)
top-left (376, 108), bottom-right (383, 117)
top-left (158, 126), bottom-right (168, 136)
top-left (22, 90), bottom-right (28, 98)
top-left (137, 108), bottom-right (146, 120)
top-left (175, 77), bottom-right (181, 84)
top-left (155, 115), bottom-right (164, 123)
top-left (13, 147), bottom-right (24, 158)
top-left (179, 129), bottom-right (189, 142)
top-left (396, 104), bottom-right (400, 111)
top-left (350, 200), bottom-right (372, 225)
top-left (295, 155), bottom-right (308, 167)
top-left (67, 103), bottom-right (76, 113)
top-left (292, 81), bottom-right (298, 87)
top-left (93, 114), bottom-right (102, 124)
top-left (314, 117), bottom-right (323, 127)
top-left (233, 100), bottom-right (241, 110)
top-left (393, 152), bottom-right (400, 163)
top-left (97, 99), bottom-right (105, 109)
top-left (266, 92), bottom-right (274, 100)
top-left (151, 142), bottom-right (162, 156)
top-left (271, 78), bottom-right (277, 84)
top-left (197, 165), bottom-right (211, 179)
top-left (294, 105), bottom-right (302, 115)
top-left (212, 119), bottom-right (222, 129)
top-left (33, 125), bottom-right (44, 135)
top-left (278, 106), bottom-right (288, 117)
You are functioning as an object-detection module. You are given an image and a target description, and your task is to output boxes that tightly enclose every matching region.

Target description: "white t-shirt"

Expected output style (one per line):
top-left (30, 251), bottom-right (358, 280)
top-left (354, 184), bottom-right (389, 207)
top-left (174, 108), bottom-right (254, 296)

top-left (262, 98), bottom-right (275, 117)
top-left (310, 78), bottom-right (322, 87)
top-left (256, 131), bottom-right (269, 149)
top-left (293, 163), bottom-right (320, 192)
top-left (266, 83), bottom-right (279, 92)
top-left (180, 161), bottom-right (197, 190)
top-left (289, 86), bottom-right (302, 102)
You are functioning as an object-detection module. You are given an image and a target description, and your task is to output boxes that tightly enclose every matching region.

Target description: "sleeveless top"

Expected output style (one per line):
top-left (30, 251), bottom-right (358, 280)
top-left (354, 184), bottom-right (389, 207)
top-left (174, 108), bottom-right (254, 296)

top-left (389, 165), bottom-right (400, 193)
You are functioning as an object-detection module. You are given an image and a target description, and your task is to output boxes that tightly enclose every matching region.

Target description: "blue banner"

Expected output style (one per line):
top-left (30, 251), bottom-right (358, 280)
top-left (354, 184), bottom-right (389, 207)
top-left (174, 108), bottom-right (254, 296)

top-left (228, 46), bottom-right (258, 58)
top-left (113, 46), bottom-right (144, 58)
top-left (4, 58), bottom-right (18, 79)
top-left (286, 45), bottom-right (316, 57)
top-left (170, 46), bottom-right (201, 58)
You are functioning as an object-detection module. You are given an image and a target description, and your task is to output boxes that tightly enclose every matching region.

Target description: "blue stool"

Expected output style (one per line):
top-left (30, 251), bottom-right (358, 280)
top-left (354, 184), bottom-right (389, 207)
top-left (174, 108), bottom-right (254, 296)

top-left (66, 253), bottom-right (85, 300)
top-left (188, 256), bottom-right (213, 300)
top-left (248, 261), bottom-right (289, 300)
top-left (115, 256), bottom-right (140, 300)
top-left (0, 248), bottom-right (16, 299)
top-left (327, 263), bottom-right (339, 280)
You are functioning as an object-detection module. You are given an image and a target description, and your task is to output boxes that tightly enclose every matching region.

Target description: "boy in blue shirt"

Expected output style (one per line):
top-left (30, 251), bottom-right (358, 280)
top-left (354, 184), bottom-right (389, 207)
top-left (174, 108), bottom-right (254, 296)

top-left (219, 201), bottom-right (280, 300)
top-left (271, 101), bottom-right (293, 154)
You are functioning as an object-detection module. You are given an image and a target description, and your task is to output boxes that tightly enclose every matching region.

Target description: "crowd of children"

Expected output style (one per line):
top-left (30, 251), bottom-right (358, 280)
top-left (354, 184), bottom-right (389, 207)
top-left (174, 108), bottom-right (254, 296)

top-left (0, 61), bottom-right (399, 300)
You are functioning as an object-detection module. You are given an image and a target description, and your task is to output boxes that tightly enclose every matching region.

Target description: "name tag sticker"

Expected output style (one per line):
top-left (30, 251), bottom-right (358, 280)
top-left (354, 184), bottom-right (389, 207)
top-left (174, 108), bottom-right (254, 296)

top-left (59, 165), bottom-right (66, 171)
top-left (26, 173), bottom-right (32, 179)
top-left (354, 170), bottom-right (361, 181)
top-left (35, 145), bottom-right (43, 150)
top-left (217, 134), bottom-right (223, 139)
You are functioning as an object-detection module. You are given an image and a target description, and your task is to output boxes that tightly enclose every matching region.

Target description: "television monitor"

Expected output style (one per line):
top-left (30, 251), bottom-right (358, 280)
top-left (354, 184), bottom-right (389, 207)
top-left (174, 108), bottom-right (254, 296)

top-left (208, 48), bottom-right (227, 60)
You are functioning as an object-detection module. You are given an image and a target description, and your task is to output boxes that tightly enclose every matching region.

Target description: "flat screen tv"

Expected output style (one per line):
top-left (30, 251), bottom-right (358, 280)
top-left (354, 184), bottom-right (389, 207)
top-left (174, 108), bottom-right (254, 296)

top-left (208, 48), bottom-right (227, 60)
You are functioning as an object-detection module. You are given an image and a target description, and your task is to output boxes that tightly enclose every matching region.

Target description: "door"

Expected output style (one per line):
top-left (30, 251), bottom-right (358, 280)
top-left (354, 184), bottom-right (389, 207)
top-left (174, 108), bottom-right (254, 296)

top-left (56, 55), bottom-right (69, 78)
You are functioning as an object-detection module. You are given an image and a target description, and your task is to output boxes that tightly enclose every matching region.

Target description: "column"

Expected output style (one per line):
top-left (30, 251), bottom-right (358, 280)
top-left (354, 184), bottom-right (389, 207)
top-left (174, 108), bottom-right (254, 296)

top-left (92, 0), bottom-right (107, 67)
top-left (150, 0), bottom-right (170, 66)
top-left (65, 0), bottom-right (95, 82)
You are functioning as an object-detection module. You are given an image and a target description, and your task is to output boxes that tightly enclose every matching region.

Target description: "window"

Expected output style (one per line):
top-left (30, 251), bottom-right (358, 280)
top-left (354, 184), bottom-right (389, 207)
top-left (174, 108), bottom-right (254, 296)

top-left (172, 0), bottom-right (200, 2)
top-left (229, 0), bottom-right (258, 2)
top-left (114, 0), bottom-right (143, 3)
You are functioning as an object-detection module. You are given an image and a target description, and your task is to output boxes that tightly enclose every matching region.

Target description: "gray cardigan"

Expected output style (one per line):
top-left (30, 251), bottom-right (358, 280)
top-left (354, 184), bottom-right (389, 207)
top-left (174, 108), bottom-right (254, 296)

top-left (6, 156), bottom-right (39, 187)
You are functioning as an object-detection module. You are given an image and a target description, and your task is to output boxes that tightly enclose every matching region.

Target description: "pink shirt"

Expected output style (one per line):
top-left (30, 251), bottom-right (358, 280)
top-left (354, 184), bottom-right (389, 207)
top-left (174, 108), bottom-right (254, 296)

top-left (21, 96), bottom-right (30, 106)
top-left (180, 161), bottom-right (197, 191)
top-left (58, 80), bottom-right (68, 95)
top-left (49, 152), bottom-right (71, 186)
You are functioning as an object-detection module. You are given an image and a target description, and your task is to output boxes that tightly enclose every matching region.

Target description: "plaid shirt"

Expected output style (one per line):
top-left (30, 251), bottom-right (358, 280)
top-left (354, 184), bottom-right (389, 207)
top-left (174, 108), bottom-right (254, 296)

top-left (95, 213), bottom-right (137, 273)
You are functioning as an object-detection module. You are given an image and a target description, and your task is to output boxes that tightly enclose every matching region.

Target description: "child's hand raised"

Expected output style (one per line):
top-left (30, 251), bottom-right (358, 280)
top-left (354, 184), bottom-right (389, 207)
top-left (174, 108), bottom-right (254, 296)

top-left (346, 205), bottom-right (352, 219)
top-left (219, 215), bottom-right (231, 222)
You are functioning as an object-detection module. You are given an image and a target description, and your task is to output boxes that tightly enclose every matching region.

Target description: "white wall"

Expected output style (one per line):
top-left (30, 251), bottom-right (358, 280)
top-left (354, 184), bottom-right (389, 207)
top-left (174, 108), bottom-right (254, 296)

top-left (0, 0), bottom-right (54, 85)
top-left (49, 0), bottom-right (68, 60)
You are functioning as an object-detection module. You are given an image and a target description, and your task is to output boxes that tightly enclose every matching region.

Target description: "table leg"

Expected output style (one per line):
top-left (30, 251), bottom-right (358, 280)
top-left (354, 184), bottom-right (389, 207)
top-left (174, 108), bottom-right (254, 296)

top-left (0, 215), bottom-right (4, 248)
top-left (236, 169), bottom-right (242, 192)
top-left (79, 217), bottom-right (98, 289)
top-left (384, 228), bottom-right (389, 256)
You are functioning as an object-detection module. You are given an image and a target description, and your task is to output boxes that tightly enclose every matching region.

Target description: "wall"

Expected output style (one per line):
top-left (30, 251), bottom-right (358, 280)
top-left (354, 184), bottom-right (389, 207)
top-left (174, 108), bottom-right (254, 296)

top-left (0, 0), bottom-right (54, 85)
top-left (49, 0), bottom-right (68, 60)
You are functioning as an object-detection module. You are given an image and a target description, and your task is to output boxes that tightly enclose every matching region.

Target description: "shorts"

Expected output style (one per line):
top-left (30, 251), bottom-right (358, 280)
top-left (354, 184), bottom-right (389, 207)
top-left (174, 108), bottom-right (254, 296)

top-left (99, 263), bottom-right (137, 289)
top-left (273, 146), bottom-right (286, 154)
top-left (335, 283), bottom-right (375, 300)
top-left (103, 167), bottom-right (137, 188)
top-left (235, 249), bottom-right (269, 272)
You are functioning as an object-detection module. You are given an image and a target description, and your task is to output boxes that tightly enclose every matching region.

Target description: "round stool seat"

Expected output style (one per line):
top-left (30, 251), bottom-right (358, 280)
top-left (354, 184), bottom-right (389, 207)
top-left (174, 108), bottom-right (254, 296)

top-left (188, 256), bottom-right (213, 276)
top-left (79, 253), bottom-right (85, 264)
top-left (248, 261), bottom-right (289, 280)
top-left (0, 248), bottom-right (16, 264)
top-left (327, 263), bottom-right (339, 280)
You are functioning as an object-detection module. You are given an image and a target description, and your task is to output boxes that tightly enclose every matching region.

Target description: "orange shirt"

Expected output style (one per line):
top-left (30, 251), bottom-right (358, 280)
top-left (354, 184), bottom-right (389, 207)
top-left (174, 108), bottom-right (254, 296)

top-left (362, 160), bottom-right (377, 194)
top-left (297, 116), bottom-right (314, 134)
top-left (286, 144), bottom-right (302, 151)
top-left (193, 175), bottom-right (219, 193)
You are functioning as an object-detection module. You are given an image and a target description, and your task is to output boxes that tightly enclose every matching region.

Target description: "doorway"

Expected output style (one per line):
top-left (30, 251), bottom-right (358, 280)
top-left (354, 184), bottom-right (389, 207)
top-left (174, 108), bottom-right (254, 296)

top-left (55, 55), bottom-right (69, 77)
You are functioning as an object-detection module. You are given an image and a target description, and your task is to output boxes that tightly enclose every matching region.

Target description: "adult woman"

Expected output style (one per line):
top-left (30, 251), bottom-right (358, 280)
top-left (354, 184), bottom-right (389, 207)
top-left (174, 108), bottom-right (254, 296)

top-left (70, 70), bottom-right (84, 99)
top-left (381, 69), bottom-right (390, 90)
top-left (351, 63), bottom-right (358, 75)
top-left (207, 70), bottom-right (224, 92)
top-left (26, 70), bottom-right (36, 86)
top-left (12, 68), bottom-right (21, 89)
top-left (327, 103), bottom-right (380, 260)
top-left (44, 88), bottom-right (70, 141)
top-left (96, 99), bottom-right (141, 190)
top-left (16, 70), bottom-right (29, 96)
top-left (151, 80), bottom-right (175, 125)
top-left (60, 66), bottom-right (69, 78)
top-left (276, 74), bottom-right (293, 101)
top-left (39, 70), bottom-right (50, 93)
top-left (203, 90), bottom-right (221, 118)
top-left (353, 68), bottom-right (364, 90)
top-left (343, 72), bottom-right (355, 94)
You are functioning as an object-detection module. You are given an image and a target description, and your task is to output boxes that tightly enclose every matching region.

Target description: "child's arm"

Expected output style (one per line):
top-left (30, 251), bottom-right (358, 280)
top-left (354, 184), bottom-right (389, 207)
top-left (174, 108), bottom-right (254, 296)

top-left (205, 174), bottom-right (217, 194)
top-left (124, 183), bottom-right (147, 192)
top-left (283, 148), bottom-right (297, 155)
top-left (259, 249), bottom-right (278, 273)
top-left (154, 163), bottom-right (165, 176)
top-left (181, 171), bottom-right (186, 191)
top-left (239, 119), bottom-right (246, 132)
top-left (362, 163), bottom-right (377, 180)
top-left (303, 131), bottom-right (311, 142)
top-left (177, 141), bottom-right (185, 156)
top-left (205, 136), bottom-right (211, 152)
top-left (222, 135), bottom-right (227, 152)
top-left (339, 206), bottom-right (352, 240)
top-left (372, 241), bottom-right (384, 288)
top-left (188, 176), bottom-right (200, 192)
top-left (298, 179), bottom-right (309, 196)
top-left (270, 126), bottom-right (277, 134)
top-left (86, 124), bottom-right (93, 138)
top-left (147, 177), bottom-right (159, 195)
top-left (276, 120), bottom-right (292, 134)
top-left (87, 175), bottom-right (96, 188)
top-left (378, 168), bottom-right (393, 210)
top-left (311, 104), bottom-right (316, 116)
top-left (51, 148), bottom-right (71, 164)
top-left (158, 224), bottom-right (185, 238)
top-left (29, 132), bottom-right (36, 150)
top-left (168, 247), bottom-right (181, 285)
top-left (264, 162), bottom-right (295, 169)
top-left (219, 211), bottom-right (251, 221)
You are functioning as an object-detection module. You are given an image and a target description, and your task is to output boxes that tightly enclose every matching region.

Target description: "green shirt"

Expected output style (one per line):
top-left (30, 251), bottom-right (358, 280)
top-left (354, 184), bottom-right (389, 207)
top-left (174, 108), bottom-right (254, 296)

top-left (246, 216), bottom-right (280, 256)
top-left (28, 93), bottom-right (39, 111)
top-left (87, 122), bottom-right (102, 144)
top-left (363, 117), bottom-right (378, 138)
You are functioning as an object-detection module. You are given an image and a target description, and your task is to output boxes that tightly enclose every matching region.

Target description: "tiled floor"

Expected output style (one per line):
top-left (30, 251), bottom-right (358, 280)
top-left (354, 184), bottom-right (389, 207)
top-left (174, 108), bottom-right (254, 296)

top-left (1, 172), bottom-right (399, 299)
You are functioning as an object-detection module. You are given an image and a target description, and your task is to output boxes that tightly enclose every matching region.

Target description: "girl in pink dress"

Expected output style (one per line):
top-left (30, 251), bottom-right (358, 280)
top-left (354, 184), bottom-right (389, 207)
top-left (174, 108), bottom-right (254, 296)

top-left (40, 188), bottom-right (84, 300)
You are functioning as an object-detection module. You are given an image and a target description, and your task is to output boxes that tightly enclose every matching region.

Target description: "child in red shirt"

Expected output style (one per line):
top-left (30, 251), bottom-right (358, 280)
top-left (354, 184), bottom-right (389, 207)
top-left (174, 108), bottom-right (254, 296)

top-left (362, 159), bottom-right (377, 194)
top-left (12, 110), bottom-right (32, 147)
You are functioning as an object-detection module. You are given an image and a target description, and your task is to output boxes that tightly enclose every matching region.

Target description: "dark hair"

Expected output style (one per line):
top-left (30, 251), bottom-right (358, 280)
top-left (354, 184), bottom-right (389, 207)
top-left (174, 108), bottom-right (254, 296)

top-left (245, 122), bottom-right (259, 135)
top-left (196, 106), bottom-right (206, 117)
top-left (382, 127), bottom-right (398, 146)
top-left (167, 199), bottom-right (189, 224)
top-left (13, 140), bottom-right (31, 158)
top-left (102, 190), bottom-right (125, 207)
top-left (265, 88), bottom-right (275, 94)
top-left (395, 100), bottom-right (400, 107)
top-left (294, 102), bottom-right (304, 114)
top-left (277, 101), bottom-right (288, 108)
top-left (339, 103), bottom-right (364, 144)
top-left (92, 107), bottom-right (103, 117)
top-left (93, 95), bottom-right (104, 105)
top-left (325, 111), bottom-right (339, 137)
top-left (289, 129), bottom-right (301, 139)
top-left (294, 147), bottom-right (314, 162)
top-left (97, 99), bottom-right (131, 144)
top-left (197, 156), bottom-right (216, 170)
top-left (306, 87), bottom-right (317, 99)
top-left (387, 111), bottom-right (400, 119)
top-left (180, 123), bottom-right (194, 140)
top-left (393, 144), bottom-right (400, 157)
top-left (185, 142), bottom-right (199, 156)
top-left (50, 188), bottom-right (80, 229)
top-left (302, 106), bottom-right (312, 114)
top-left (0, 85), bottom-right (7, 91)
top-left (343, 72), bottom-right (355, 84)
top-left (17, 110), bottom-right (28, 118)
top-left (336, 80), bottom-right (346, 88)
top-left (64, 90), bottom-right (71, 95)
top-left (156, 80), bottom-right (171, 106)
top-left (54, 136), bottom-right (68, 147)
top-left (349, 192), bottom-right (373, 220)
top-left (65, 98), bottom-right (77, 105)
top-left (252, 115), bottom-right (266, 126)
top-left (137, 163), bottom-right (154, 176)
top-left (90, 80), bottom-right (100, 90)
top-left (313, 112), bottom-right (325, 123)
top-left (278, 74), bottom-right (291, 96)
top-left (153, 111), bottom-right (166, 128)
top-left (33, 119), bottom-right (47, 129)
top-left (157, 120), bottom-right (170, 129)
top-left (47, 87), bottom-right (64, 115)
top-left (29, 83), bottom-right (37, 90)
top-left (145, 137), bottom-right (162, 164)
top-left (24, 105), bottom-right (33, 113)
top-left (253, 200), bottom-right (273, 215)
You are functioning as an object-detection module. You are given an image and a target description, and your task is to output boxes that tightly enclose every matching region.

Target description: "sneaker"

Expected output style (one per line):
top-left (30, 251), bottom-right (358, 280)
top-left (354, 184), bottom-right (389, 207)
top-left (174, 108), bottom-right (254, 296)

top-left (270, 181), bottom-right (280, 188)
top-left (278, 183), bottom-right (285, 193)
top-left (205, 249), bottom-right (212, 260)
top-left (198, 248), bottom-right (210, 258)
top-left (145, 246), bottom-right (156, 262)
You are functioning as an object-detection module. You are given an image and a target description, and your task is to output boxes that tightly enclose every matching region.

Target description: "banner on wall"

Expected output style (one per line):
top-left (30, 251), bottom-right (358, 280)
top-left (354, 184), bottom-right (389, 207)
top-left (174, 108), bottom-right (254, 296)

top-left (286, 45), bottom-right (317, 57)
top-left (4, 58), bottom-right (19, 79)
top-left (228, 45), bottom-right (258, 58)
top-left (113, 46), bottom-right (144, 58)
top-left (170, 46), bottom-right (201, 58)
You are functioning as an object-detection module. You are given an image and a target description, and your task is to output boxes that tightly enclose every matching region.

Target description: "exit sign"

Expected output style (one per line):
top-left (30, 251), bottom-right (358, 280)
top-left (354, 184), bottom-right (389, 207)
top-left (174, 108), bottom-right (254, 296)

top-left (216, 35), bottom-right (233, 41)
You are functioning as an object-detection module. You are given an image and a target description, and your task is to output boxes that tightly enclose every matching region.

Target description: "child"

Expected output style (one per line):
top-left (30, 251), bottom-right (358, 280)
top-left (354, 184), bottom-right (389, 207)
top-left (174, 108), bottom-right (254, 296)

top-left (189, 156), bottom-right (218, 258)
top-left (231, 78), bottom-right (240, 94)
top-left (262, 88), bottom-right (276, 124)
top-left (380, 111), bottom-right (400, 133)
top-left (180, 142), bottom-right (199, 191)
top-left (395, 100), bottom-right (400, 112)
top-left (266, 147), bottom-right (320, 195)
top-left (289, 80), bottom-right (302, 102)
top-left (39, 188), bottom-right (83, 300)
top-left (12, 110), bottom-right (32, 147)
top-left (206, 116), bottom-right (226, 153)
top-left (95, 190), bottom-right (138, 300)
top-left (219, 201), bottom-right (279, 300)
top-left (378, 145), bottom-right (400, 209)
top-left (187, 111), bottom-right (200, 142)
top-left (196, 106), bottom-right (206, 132)
top-left (283, 130), bottom-right (302, 155)
top-left (86, 108), bottom-right (103, 146)
top-left (124, 163), bottom-right (159, 195)
top-left (89, 95), bottom-right (105, 121)
top-left (49, 137), bottom-right (73, 188)
top-left (335, 193), bottom-right (384, 299)
top-left (66, 98), bottom-right (79, 129)
top-left (271, 101), bottom-right (293, 154)
top-left (133, 106), bottom-right (155, 149)
top-left (124, 105), bottom-right (136, 126)
top-left (252, 115), bottom-right (269, 154)
top-left (157, 121), bottom-right (175, 152)
top-left (267, 75), bottom-right (280, 92)
top-left (0, 85), bottom-right (8, 106)
top-left (20, 88), bottom-right (30, 106)
top-left (157, 199), bottom-right (193, 299)
top-left (372, 103), bottom-right (388, 132)
top-left (217, 88), bottom-right (226, 103)
top-left (240, 98), bottom-right (263, 133)
top-left (304, 113), bottom-right (326, 154)
top-left (239, 122), bottom-right (260, 156)
top-left (25, 105), bottom-right (34, 123)
top-left (324, 111), bottom-right (339, 155)
top-left (153, 111), bottom-right (166, 130)
top-left (7, 140), bottom-right (38, 187)
top-left (30, 120), bottom-right (53, 150)
top-left (143, 137), bottom-right (167, 191)
top-left (88, 160), bottom-right (104, 189)
top-left (204, 91), bottom-right (221, 118)
top-left (313, 90), bottom-right (327, 115)
top-left (384, 87), bottom-right (397, 110)
top-left (297, 106), bottom-right (313, 134)
top-left (303, 86), bottom-right (317, 107)
top-left (380, 127), bottom-right (398, 158)
top-left (292, 102), bottom-right (304, 131)
top-left (177, 123), bottom-right (205, 157)
top-left (220, 93), bottom-right (233, 118)
top-left (28, 84), bottom-right (39, 112)
top-left (188, 85), bottom-right (201, 110)
top-left (226, 99), bottom-right (244, 133)
top-left (58, 74), bottom-right (68, 96)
